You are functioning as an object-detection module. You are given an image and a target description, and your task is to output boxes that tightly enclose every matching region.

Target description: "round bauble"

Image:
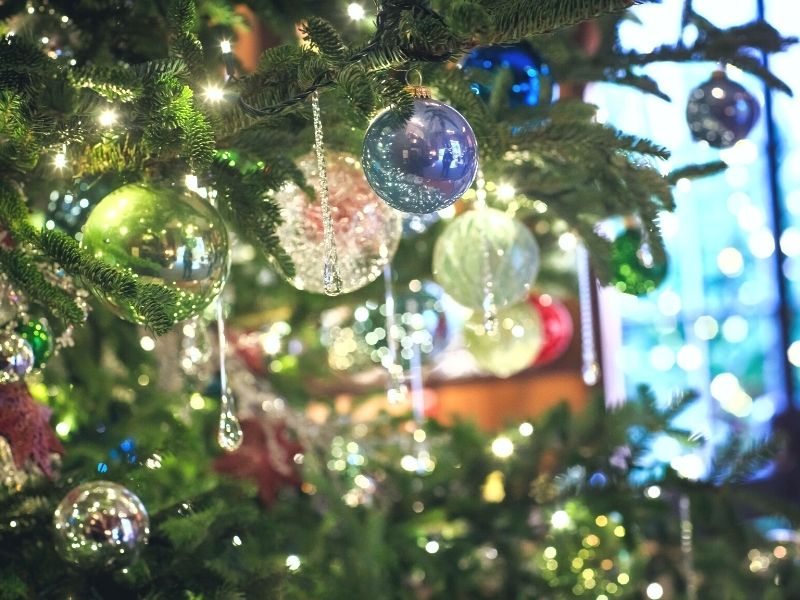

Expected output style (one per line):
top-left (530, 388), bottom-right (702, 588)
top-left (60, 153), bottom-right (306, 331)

top-left (362, 97), bottom-right (479, 214)
top-left (0, 333), bottom-right (34, 383)
top-left (327, 281), bottom-right (452, 371)
top-left (686, 70), bottom-right (760, 148)
top-left (53, 481), bottom-right (150, 569)
top-left (461, 43), bottom-right (556, 108)
top-left (274, 153), bottom-right (402, 294)
top-left (81, 183), bottom-right (230, 325)
top-left (609, 227), bottom-right (667, 296)
top-left (17, 319), bottom-right (53, 368)
top-left (465, 302), bottom-right (542, 378)
top-left (528, 294), bottom-right (573, 366)
top-left (433, 208), bottom-right (540, 310)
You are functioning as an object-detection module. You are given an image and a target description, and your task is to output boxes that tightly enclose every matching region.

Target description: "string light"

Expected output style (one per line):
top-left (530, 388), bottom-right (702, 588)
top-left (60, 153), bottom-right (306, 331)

top-left (491, 436), bottom-right (514, 458)
top-left (518, 422), bottom-right (534, 436)
top-left (347, 3), bottom-right (365, 20)
top-left (551, 510), bottom-right (571, 529)
top-left (285, 555), bottom-right (301, 571)
top-left (98, 108), bottom-right (117, 127)
top-left (496, 182), bottom-right (516, 201)
top-left (646, 582), bottom-right (664, 599)
top-left (203, 85), bottom-right (225, 103)
top-left (219, 39), bottom-right (232, 54)
top-left (53, 150), bottom-right (67, 170)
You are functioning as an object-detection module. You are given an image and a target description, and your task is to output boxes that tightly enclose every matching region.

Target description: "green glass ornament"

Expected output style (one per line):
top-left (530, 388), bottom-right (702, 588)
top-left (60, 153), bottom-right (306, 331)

top-left (609, 227), bottom-right (667, 296)
top-left (17, 319), bottom-right (53, 368)
top-left (81, 183), bottom-right (230, 325)
top-left (433, 208), bottom-right (540, 309)
top-left (464, 302), bottom-right (542, 378)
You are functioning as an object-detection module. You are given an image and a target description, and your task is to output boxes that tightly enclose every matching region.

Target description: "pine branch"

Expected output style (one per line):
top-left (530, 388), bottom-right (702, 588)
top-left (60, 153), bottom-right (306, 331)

top-left (484, 0), bottom-right (636, 41)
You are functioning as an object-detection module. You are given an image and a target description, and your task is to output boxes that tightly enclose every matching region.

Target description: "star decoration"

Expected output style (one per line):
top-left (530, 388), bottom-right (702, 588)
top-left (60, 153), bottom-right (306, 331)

top-left (0, 382), bottom-right (64, 478)
top-left (214, 417), bottom-right (302, 506)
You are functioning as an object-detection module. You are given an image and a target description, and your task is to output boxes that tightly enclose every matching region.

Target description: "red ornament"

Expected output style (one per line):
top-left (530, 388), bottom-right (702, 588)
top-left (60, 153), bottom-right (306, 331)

top-left (214, 418), bottom-right (302, 506)
top-left (529, 294), bottom-right (573, 366)
top-left (0, 382), bottom-right (64, 478)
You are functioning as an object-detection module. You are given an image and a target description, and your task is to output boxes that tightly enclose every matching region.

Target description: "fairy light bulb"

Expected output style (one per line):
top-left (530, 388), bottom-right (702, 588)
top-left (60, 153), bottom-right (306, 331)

top-left (204, 85), bottom-right (225, 103)
top-left (347, 3), bottom-right (365, 20)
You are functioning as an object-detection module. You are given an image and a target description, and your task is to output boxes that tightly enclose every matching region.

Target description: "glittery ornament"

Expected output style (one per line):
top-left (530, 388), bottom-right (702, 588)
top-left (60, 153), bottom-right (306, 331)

top-left (326, 281), bottom-right (452, 372)
top-left (464, 302), bottom-right (542, 378)
top-left (0, 333), bottom-right (34, 383)
top-left (461, 43), bottom-right (556, 108)
top-left (17, 319), bottom-right (53, 368)
top-left (362, 97), bottom-right (479, 214)
top-left (433, 208), bottom-right (540, 310)
top-left (686, 70), bottom-right (760, 148)
top-left (81, 183), bottom-right (230, 325)
top-left (53, 481), bottom-right (149, 569)
top-left (0, 382), bottom-right (63, 479)
top-left (609, 227), bottom-right (667, 296)
top-left (528, 294), bottom-right (573, 366)
top-left (274, 153), bottom-right (402, 294)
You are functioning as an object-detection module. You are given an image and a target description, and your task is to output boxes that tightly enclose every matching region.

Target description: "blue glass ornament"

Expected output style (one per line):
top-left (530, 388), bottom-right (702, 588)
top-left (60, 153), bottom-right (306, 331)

top-left (461, 43), bottom-right (555, 108)
top-left (362, 97), bottom-right (479, 214)
top-left (686, 70), bottom-right (760, 148)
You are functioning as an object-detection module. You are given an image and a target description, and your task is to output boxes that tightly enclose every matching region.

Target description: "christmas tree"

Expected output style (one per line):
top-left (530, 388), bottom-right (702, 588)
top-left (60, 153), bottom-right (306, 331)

top-left (0, 0), bottom-right (798, 598)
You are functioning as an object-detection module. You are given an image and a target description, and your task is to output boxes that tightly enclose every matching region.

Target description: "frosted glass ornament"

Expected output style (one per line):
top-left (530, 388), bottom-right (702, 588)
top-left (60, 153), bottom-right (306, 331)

top-left (465, 302), bottom-right (543, 378)
top-left (433, 208), bottom-right (540, 309)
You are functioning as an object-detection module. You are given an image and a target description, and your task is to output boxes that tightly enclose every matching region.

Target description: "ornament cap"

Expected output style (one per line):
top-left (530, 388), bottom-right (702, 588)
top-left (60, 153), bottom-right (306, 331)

top-left (406, 85), bottom-right (432, 99)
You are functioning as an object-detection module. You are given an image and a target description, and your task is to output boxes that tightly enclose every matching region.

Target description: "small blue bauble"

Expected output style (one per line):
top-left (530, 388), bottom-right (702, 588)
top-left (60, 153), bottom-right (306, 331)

top-left (362, 98), bottom-right (479, 214)
top-left (461, 43), bottom-right (555, 108)
top-left (686, 70), bottom-right (760, 148)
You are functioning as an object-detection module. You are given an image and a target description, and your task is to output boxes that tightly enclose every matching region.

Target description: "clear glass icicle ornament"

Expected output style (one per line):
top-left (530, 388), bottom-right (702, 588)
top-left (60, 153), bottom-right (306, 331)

top-left (311, 91), bottom-right (343, 296)
top-left (216, 297), bottom-right (243, 451)
top-left (475, 170), bottom-right (498, 334)
top-left (576, 243), bottom-right (600, 385)
top-left (383, 263), bottom-right (408, 404)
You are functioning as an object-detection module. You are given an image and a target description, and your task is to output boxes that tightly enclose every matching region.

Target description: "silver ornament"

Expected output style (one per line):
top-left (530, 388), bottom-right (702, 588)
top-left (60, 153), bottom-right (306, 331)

top-left (53, 481), bottom-right (150, 569)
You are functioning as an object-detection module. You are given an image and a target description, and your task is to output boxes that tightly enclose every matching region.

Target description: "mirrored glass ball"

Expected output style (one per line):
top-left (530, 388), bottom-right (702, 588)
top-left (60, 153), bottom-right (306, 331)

top-left (465, 302), bottom-right (542, 378)
top-left (433, 208), bottom-right (540, 309)
top-left (461, 43), bottom-right (556, 108)
top-left (53, 481), bottom-right (150, 569)
top-left (274, 153), bottom-right (402, 294)
top-left (686, 70), bottom-right (760, 148)
top-left (0, 333), bottom-right (34, 383)
top-left (81, 183), bottom-right (230, 325)
top-left (362, 98), bottom-right (479, 214)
